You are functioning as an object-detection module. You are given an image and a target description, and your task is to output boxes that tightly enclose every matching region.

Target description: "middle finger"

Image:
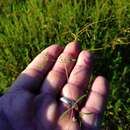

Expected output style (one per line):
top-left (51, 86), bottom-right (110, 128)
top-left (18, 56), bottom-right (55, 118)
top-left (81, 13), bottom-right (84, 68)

top-left (57, 51), bottom-right (92, 130)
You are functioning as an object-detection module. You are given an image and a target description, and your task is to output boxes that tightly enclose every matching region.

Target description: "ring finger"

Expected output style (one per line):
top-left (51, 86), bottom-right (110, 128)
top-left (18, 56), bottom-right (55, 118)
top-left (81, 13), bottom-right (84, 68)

top-left (58, 51), bottom-right (92, 128)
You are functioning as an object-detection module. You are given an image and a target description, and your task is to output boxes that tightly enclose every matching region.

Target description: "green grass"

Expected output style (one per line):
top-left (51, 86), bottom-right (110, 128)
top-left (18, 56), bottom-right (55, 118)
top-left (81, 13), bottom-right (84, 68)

top-left (0, 0), bottom-right (130, 129)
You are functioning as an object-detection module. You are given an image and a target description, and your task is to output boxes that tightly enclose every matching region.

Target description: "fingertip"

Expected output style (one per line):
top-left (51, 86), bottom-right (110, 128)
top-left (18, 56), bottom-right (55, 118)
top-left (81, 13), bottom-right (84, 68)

top-left (76, 50), bottom-right (92, 67)
top-left (64, 41), bottom-right (81, 55)
top-left (42, 44), bottom-right (64, 56)
top-left (69, 40), bottom-right (80, 45)
top-left (80, 50), bottom-right (91, 58)
top-left (92, 76), bottom-right (109, 96)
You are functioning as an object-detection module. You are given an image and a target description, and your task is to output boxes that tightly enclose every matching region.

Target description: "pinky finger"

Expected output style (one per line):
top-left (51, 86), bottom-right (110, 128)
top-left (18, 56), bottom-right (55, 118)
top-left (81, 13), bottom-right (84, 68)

top-left (80, 76), bottom-right (109, 129)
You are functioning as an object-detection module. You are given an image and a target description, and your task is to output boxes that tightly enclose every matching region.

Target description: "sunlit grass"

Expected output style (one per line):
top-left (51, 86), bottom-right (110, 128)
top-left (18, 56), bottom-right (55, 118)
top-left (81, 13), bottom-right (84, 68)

top-left (0, 0), bottom-right (130, 129)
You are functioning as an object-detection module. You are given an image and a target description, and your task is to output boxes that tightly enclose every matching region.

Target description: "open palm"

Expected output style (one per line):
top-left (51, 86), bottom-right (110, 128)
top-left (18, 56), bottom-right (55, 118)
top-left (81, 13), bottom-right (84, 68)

top-left (0, 41), bottom-right (109, 130)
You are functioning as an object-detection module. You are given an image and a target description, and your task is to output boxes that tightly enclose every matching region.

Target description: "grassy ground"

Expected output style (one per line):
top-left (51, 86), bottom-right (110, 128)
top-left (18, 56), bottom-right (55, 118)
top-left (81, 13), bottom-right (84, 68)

top-left (0, 0), bottom-right (130, 129)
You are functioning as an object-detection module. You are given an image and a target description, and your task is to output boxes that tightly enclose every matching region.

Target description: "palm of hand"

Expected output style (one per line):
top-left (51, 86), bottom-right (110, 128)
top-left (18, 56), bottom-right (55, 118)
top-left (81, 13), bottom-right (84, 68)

top-left (0, 42), bottom-right (108, 130)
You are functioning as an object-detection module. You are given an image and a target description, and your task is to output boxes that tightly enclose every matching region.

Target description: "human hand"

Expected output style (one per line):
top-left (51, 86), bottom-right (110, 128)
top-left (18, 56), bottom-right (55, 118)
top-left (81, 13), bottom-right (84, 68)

top-left (0, 41), bottom-right (109, 130)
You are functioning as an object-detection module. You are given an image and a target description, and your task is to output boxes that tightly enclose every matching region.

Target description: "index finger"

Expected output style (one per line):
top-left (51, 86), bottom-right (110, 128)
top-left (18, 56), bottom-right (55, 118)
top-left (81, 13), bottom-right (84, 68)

top-left (10, 44), bottom-right (63, 92)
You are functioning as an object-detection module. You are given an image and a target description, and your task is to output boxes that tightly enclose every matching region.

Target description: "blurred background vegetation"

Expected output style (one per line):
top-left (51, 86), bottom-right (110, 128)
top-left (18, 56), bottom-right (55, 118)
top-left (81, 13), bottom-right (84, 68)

top-left (0, 0), bottom-right (130, 129)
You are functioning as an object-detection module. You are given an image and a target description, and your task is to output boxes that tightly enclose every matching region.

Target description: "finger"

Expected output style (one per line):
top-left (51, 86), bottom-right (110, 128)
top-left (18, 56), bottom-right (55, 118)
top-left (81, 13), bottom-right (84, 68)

top-left (41, 41), bottom-right (81, 96)
top-left (10, 44), bottom-right (63, 92)
top-left (58, 51), bottom-right (92, 129)
top-left (61, 51), bottom-right (92, 101)
top-left (81, 76), bottom-right (109, 129)
top-left (36, 41), bottom-right (80, 129)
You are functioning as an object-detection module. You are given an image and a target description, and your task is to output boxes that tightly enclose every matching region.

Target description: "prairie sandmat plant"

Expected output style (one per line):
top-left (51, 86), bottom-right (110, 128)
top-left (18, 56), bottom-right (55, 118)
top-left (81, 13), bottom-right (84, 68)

top-left (0, 0), bottom-right (130, 130)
